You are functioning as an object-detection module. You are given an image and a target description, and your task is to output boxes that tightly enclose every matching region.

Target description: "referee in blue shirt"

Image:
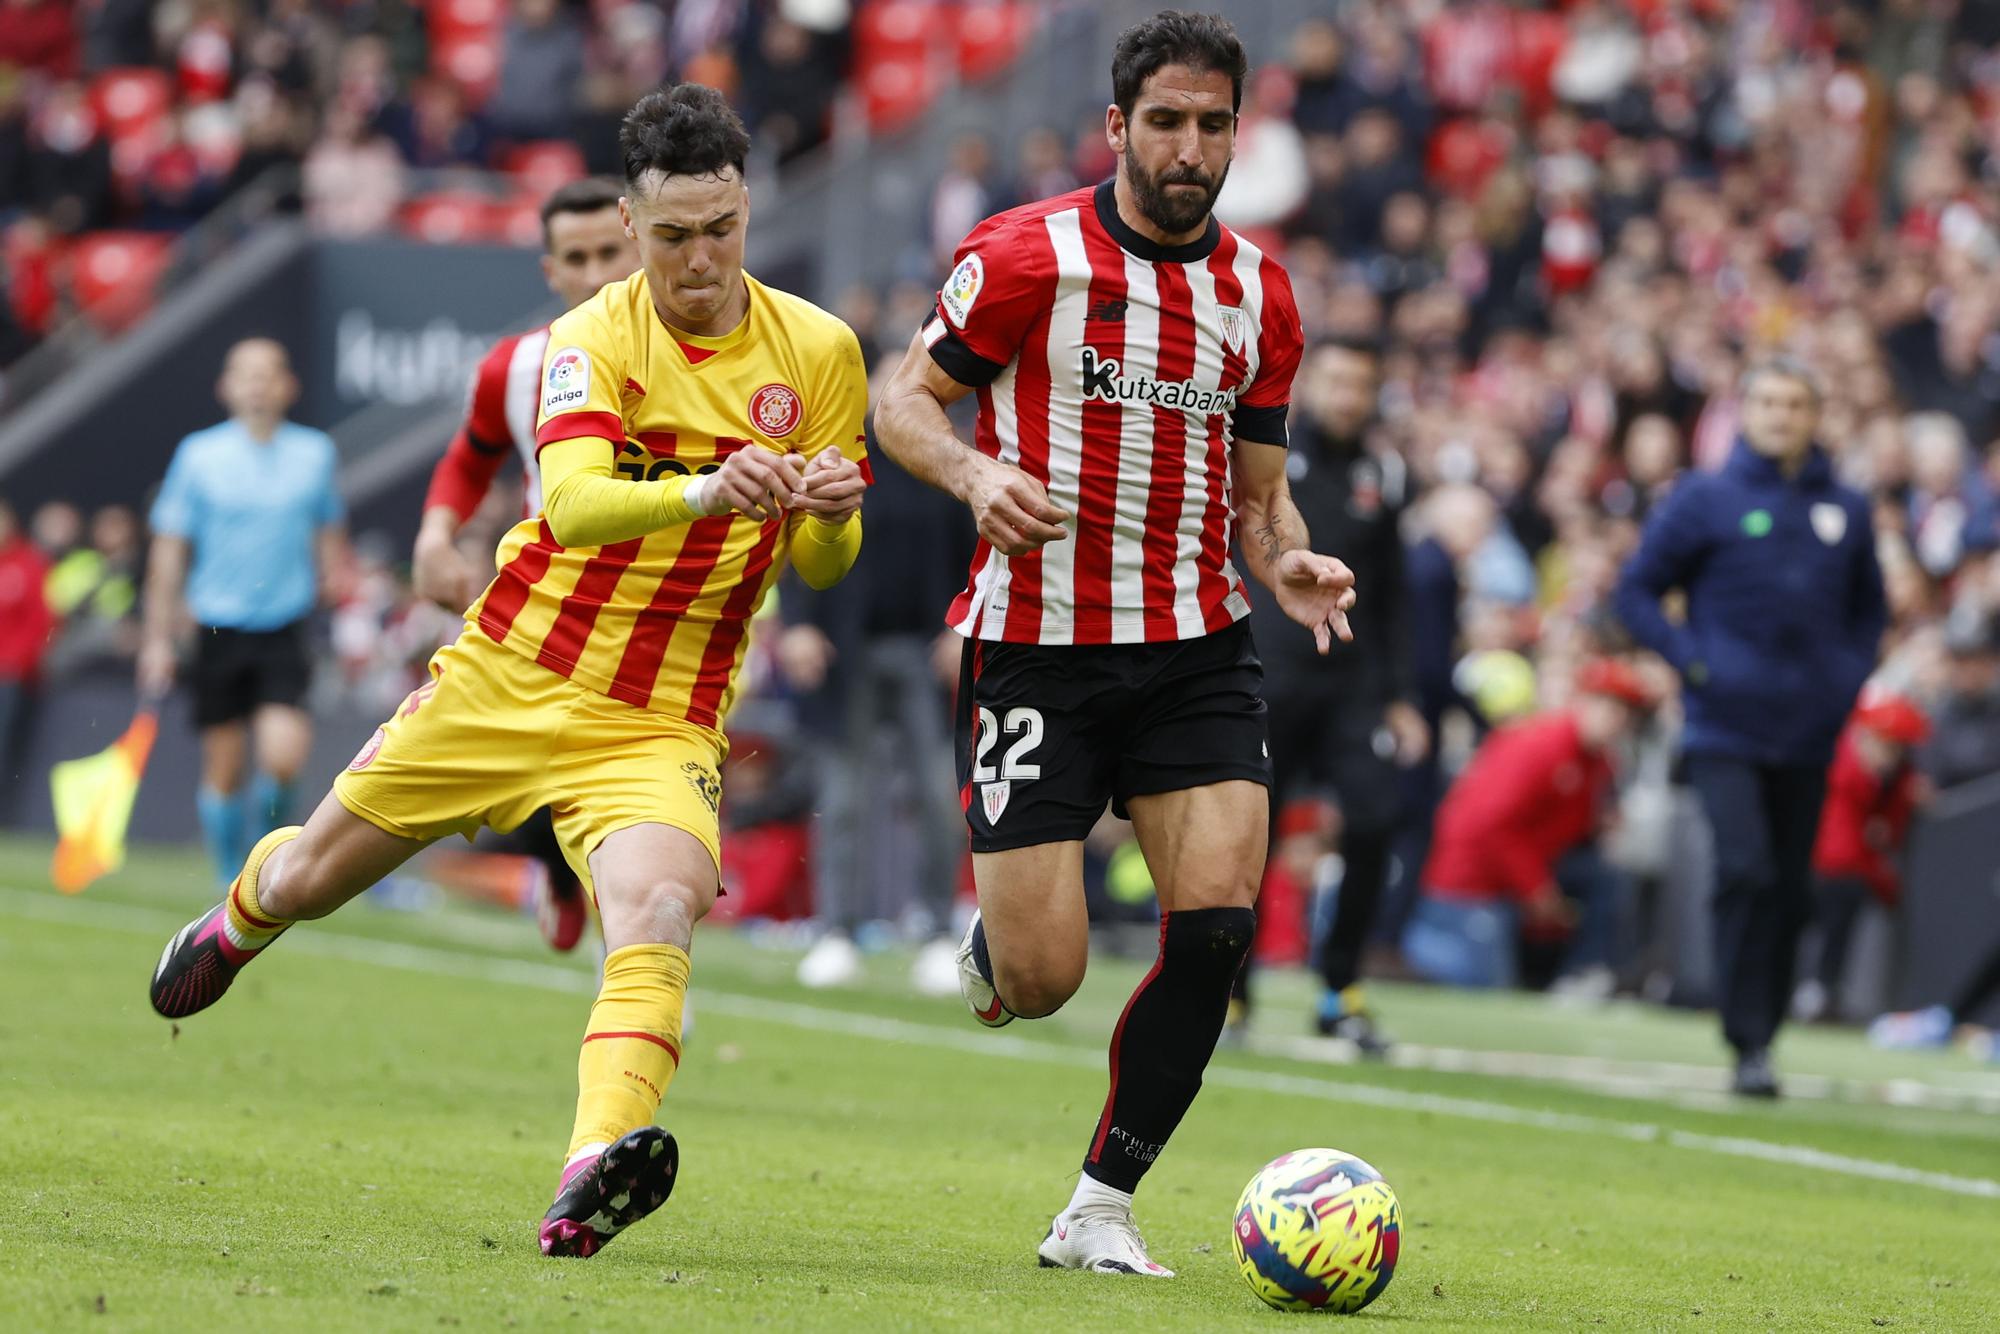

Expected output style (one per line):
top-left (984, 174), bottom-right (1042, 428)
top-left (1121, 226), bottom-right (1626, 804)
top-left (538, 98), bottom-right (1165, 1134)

top-left (139, 339), bottom-right (344, 886)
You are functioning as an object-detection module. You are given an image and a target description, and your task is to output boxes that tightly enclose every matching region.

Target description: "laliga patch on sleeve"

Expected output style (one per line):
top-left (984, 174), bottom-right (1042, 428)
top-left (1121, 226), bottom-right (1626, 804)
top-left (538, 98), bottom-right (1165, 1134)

top-left (940, 253), bottom-right (984, 329)
top-left (541, 346), bottom-right (591, 415)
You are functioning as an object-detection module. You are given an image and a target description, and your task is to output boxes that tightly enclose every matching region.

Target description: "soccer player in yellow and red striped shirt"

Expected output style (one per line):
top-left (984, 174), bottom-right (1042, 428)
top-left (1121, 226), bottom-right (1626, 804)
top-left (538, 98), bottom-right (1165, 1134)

top-left (145, 85), bottom-right (870, 1259)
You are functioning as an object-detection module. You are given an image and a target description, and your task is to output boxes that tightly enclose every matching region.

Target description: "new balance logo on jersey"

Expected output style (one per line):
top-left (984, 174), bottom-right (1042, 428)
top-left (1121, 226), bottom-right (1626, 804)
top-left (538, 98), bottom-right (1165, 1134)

top-left (1078, 348), bottom-right (1236, 414)
top-left (1086, 297), bottom-right (1127, 323)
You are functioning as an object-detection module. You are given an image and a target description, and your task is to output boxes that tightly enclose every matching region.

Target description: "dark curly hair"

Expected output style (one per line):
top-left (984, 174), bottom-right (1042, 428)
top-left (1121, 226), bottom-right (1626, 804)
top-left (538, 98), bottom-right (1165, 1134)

top-left (538, 176), bottom-right (623, 247)
top-left (620, 83), bottom-right (751, 186)
top-left (1111, 11), bottom-right (1246, 118)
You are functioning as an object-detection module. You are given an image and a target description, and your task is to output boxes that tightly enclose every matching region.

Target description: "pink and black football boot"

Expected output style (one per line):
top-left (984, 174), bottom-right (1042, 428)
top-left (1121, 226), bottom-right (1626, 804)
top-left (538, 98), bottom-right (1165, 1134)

top-left (149, 901), bottom-right (282, 1020)
top-left (539, 1126), bottom-right (680, 1258)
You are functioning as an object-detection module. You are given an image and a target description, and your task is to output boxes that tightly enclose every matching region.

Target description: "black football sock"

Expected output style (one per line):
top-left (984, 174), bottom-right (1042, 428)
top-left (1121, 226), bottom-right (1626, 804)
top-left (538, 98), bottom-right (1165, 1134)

top-left (1082, 906), bottom-right (1256, 1194)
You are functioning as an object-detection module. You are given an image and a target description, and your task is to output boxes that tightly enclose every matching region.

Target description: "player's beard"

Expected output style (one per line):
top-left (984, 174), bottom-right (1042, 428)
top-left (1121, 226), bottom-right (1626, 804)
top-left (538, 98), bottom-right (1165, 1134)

top-left (1123, 144), bottom-right (1228, 237)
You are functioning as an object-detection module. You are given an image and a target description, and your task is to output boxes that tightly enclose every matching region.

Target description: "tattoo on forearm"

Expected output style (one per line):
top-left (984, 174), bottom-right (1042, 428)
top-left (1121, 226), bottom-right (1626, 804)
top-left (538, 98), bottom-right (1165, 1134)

top-left (1254, 515), bottom-right (1283, 568)
top-left (1251, 499), bottom-right (1305, 570)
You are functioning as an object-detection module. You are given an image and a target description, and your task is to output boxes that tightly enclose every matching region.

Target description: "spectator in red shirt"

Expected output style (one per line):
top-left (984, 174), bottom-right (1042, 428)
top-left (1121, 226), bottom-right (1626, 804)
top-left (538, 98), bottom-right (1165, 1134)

top-left (1402, 657), bottom-right (1655, 989)
top-left (0, 495), bottom-right (55, 795)
top-left (1796, 692), bottom-right (1930, 1022)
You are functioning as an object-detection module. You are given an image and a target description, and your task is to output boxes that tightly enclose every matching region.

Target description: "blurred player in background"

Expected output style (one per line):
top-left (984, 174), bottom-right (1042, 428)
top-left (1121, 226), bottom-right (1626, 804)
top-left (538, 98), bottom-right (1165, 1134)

top-left (147, 85), bottom-right (871, 1259)
top-left (1238, 337), bottom-right (1425, 1052)
top-left (138, 339), bottom-right (343, 886)
top-left (878, 12), bottom-right (1355, 1278)
top-left (412, 176), bottom-right (640, 953)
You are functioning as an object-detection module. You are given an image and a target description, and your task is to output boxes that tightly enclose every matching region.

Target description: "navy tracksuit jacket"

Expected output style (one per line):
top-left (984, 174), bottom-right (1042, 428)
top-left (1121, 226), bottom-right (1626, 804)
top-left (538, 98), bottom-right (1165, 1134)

top-left (1616, 438), bottom-right (1886, 1055)
top-left (1615, 440), bottom-right (1886, 768)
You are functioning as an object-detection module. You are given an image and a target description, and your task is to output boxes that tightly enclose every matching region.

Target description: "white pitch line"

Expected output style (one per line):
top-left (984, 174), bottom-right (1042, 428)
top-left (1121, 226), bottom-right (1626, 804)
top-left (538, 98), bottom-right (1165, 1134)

top-left (1247, 1030), bottom-right (2000, 1116)
top-left (5, 886), bottom-right (1998, 1201)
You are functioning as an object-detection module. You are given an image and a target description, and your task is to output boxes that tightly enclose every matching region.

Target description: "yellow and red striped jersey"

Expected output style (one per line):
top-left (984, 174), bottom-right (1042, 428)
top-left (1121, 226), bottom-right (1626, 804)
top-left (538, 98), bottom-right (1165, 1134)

top-left (468, 270), bottom-right (869, 726)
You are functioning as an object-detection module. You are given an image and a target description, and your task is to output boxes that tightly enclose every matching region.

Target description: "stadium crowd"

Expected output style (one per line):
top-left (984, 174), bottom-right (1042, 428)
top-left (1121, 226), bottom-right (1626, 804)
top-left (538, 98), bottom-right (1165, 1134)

top-left (0, 0), bottom-right (856, 363)
top-left (6, 2), bottom-right (2000, 1042)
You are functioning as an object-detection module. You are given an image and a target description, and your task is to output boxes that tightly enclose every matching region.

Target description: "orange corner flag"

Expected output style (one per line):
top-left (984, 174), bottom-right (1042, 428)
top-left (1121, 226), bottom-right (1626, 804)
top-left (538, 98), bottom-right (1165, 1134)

top-left (50, 709), bottom-right (159, 894)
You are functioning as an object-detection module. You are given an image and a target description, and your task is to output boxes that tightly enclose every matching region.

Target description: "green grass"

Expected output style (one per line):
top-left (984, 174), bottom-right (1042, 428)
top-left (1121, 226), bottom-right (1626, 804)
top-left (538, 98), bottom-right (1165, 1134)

top-left (2, 836), bottom-right (1997, 1332)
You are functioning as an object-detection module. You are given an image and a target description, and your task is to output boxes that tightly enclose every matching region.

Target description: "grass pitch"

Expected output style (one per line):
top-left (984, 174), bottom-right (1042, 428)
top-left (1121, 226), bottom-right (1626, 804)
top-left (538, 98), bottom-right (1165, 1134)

top-left (1, 835), bottom-right (1997, 1331)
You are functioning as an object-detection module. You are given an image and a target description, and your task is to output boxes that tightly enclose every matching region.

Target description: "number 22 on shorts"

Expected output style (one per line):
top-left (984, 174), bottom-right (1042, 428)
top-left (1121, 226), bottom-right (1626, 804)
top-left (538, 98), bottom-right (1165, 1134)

top-left (971, 706), bottom-right (1043, 782)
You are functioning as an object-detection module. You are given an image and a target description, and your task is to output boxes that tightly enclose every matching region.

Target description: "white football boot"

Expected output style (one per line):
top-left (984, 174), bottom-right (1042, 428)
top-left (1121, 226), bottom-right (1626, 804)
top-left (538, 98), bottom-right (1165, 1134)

top-left (955, 909), bottom-right (1012, 1027)
top-left (1037, 1203), bottom-right (1175, 1277)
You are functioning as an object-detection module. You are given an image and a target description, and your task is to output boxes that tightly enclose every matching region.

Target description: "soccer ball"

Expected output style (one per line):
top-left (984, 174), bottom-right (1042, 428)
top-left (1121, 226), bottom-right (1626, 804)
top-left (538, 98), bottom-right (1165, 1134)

top-left (1231, 1148), bottom-right (1401, 1313)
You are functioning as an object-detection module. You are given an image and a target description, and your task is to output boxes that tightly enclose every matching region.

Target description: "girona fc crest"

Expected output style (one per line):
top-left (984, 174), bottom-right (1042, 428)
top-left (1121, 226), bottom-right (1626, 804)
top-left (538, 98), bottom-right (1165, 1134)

top-left (749, 383), bottom-right (803, 438)
top-left (348, 727), bottom-right (387, 772)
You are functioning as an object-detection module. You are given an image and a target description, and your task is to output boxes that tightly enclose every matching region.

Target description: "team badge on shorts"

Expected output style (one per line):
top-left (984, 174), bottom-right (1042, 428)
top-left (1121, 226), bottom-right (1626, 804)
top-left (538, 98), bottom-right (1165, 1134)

top-left (749, 383), bottom-right (802, 438)
top-left (682, 761), bottom-right (722, 814)
top-left (348, 727), bottom-right (387, 772)
top-left (981, 780), bottom-right (1011, 825)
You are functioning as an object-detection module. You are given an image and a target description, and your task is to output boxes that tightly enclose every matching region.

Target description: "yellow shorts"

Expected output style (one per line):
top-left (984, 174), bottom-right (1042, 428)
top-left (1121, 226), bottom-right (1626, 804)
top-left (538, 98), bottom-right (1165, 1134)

top-left (332, 630), bottom-right (725, 896)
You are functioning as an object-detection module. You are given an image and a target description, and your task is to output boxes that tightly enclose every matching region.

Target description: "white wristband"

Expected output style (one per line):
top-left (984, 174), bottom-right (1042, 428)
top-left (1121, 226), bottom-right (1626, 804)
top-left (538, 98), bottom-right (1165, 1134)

top-left (681, 474), bottom-right (716, 516)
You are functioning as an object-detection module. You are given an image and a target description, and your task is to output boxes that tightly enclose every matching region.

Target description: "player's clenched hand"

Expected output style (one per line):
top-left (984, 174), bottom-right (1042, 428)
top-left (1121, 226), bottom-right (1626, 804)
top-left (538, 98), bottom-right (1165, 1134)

top-left (704, 447), bottom-right (806, 522)
top-left (966, 457), bottom-right (1069, 556)
top-left (789, 447), bottom-right (866, 523)
top-left (1275, 548), bottom-right (1358, 655)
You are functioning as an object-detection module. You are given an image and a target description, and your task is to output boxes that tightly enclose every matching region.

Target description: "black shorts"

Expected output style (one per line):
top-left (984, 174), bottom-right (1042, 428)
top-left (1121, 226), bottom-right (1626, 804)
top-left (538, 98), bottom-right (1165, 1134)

top-left (955, 620), bottom-right (1273, 853)
top-left (190, 622), bottom-right (311, 728)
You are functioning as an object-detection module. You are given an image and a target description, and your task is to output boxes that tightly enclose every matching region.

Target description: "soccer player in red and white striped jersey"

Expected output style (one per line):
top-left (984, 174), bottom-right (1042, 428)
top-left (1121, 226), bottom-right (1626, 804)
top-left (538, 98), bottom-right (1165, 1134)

top-left (879, 12), bottom-right (1359, 1279)
top-left (411, 179), bottom-right (640, 610)
top-left (408, 178), bottom-right (640, 955)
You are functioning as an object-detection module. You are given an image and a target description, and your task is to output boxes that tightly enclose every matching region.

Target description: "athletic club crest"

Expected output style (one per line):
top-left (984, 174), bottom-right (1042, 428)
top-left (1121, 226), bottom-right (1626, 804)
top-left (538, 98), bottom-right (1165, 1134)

top-left (1811, 502), bottom-right (1848, 546)
top-left (982, 780), bottom-right (1011, 825)
top-left (1217, 305), bottom-right (1246, 353)
top-left (750, 382), bottom-right (803, 437)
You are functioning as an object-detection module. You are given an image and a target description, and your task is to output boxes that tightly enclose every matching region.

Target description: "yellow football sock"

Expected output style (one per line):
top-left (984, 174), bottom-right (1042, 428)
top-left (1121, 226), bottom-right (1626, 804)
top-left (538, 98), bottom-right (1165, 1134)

top-left (221, 825), bottom-right (302, 952)
top-left (566, 943), bottom-right (690, 1161)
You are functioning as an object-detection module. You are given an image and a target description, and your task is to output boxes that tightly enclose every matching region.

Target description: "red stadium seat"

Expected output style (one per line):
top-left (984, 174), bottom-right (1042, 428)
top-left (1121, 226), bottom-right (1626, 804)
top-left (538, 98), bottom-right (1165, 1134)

top-left (855, 0), bottom-right (937, 62)
top-left (503, 141), bottom-right (586, 197)
top-left (399, 193), bottom-right (501, 245)
top-left (434, 33), bottom-right (501, 106)
top-left (862, 56), bottom-right (938, 133)
top-left (490, 195), bottom-right (547, 249)
top-left (89, 68), bottom-right (172, 142)
top-left (65, 231), bottom-right (173, 333)
top-left (429, 0), bottom-right (505, 42)
top-left (955, 1), bottom-right (1035, 81)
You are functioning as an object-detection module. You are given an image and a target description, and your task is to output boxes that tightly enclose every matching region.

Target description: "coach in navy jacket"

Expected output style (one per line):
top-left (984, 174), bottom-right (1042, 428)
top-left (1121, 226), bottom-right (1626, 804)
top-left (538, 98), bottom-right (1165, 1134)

top-left (1615, 360), bottom-right (1885, 1096)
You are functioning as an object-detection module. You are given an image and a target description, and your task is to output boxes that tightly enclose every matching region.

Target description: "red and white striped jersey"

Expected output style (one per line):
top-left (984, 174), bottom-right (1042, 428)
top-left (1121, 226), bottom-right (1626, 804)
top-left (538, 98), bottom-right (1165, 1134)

top-left (424, 326), bottom-right (552, 523)
top-left (923, 181), bottom-right (1303, 646)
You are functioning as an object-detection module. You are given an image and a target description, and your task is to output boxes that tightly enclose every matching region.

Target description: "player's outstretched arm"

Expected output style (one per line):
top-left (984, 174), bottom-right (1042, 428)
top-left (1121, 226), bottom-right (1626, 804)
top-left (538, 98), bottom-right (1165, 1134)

top-left (1233, 436), bottom-right (1357, 656)
top-left (875, 330), bottom-right (1068, 557)
top-left (539, 437), bottom-right (806, 548)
